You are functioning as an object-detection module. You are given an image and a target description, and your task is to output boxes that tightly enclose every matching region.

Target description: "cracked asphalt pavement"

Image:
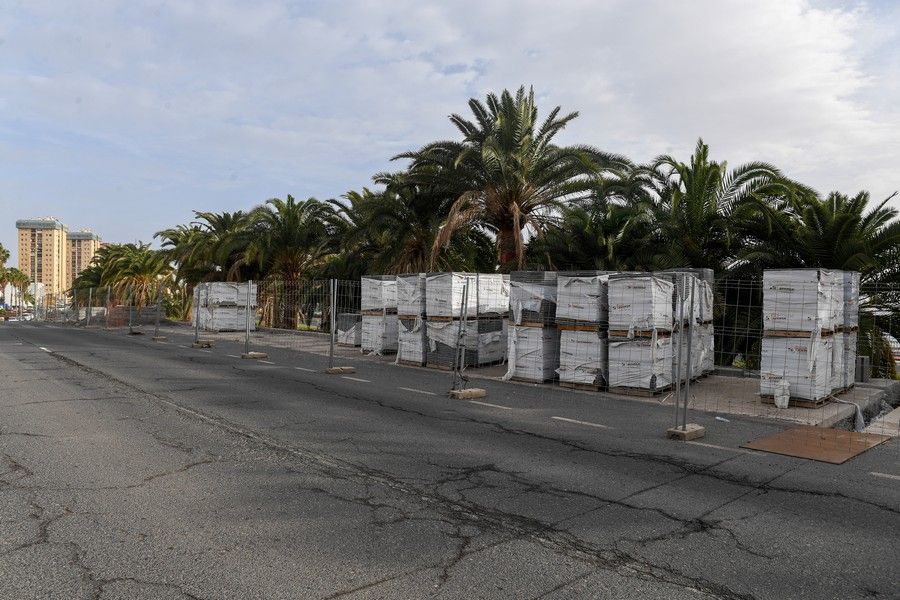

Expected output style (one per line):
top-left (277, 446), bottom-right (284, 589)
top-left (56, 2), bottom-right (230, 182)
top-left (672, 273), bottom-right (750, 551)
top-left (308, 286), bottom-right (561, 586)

top-left (1, 323), bottom-right (898, 599)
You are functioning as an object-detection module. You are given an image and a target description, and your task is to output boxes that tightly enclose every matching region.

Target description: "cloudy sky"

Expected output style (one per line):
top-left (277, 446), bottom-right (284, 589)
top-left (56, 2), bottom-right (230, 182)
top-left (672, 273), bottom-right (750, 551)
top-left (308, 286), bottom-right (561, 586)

top-left (2, 0), bottom-right (899, 263)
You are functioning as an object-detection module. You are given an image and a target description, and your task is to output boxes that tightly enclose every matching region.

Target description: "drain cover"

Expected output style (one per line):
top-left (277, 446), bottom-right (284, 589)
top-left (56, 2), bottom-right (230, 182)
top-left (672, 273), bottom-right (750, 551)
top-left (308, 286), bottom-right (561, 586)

top-left (741, 425), bottom-right (891, 464)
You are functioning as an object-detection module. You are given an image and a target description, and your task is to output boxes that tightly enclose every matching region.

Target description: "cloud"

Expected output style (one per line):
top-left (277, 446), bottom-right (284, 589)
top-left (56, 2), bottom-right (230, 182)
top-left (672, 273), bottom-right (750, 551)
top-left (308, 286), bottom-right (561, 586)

top-left (0, 0), bottom-right (898, 262)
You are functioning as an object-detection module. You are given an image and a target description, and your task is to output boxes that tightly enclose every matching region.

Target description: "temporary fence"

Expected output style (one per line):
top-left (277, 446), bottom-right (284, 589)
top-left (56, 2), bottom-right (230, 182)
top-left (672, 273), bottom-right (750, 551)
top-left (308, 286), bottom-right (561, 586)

top-left (32, 271), bottom-right (900, 451)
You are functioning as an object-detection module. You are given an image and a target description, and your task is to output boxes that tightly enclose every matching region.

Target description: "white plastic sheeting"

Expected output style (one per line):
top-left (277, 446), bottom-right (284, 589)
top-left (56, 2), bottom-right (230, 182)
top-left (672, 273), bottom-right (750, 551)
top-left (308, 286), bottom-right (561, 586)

top-left (762, 269), bottom-right (843, 332)
top-left (759, 335), bottom-right (833, 401)
top-left (397, 317), bottom-right (426, 364)
top-left (202, 282), bottom-right (258, 307)
top-left (843, 271), bottom-right (860, 328)
top-left (557, 329), bottom-right (608, 386)
top-left (509, 281), bottom-right (557, 325)
top-left (608, 276), bottom-right (674, 332)
top-left (842, 331), bottom-right (858, 388)
top-left (476, 274), bottom-right (510, 316)
top-left (361, 277), bottom-right (398, 312)
top-left (607, 333), bottom-right (673, 390)
top-left (556, 275), bottom-right (608, 324)
top-left (397, 274), bottom-right (426, 316)
top-left (194, 307), bottom-right (254, 332)
top-left (503, 326), bottom-right (560, 382)
top-left (426, 273), bottom-right (478, 318)
top-left (361, 314), bottom-right (398, 354)
top-left (337, 322), bottom-right (361, 347)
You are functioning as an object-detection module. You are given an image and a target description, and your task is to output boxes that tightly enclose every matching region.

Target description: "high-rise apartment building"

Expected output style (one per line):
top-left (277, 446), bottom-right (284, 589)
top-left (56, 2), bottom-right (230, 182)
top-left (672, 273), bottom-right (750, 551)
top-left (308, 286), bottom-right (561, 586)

top-left (67, 230), bottom-right (102, 288)
top-left (16, 218), bottom-right (69, 298)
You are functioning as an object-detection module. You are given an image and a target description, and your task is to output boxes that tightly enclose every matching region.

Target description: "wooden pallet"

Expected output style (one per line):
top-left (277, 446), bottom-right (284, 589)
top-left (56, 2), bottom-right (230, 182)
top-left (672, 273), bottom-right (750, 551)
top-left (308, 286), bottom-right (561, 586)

top-left (558, 322), bottom-right (602, 332)
top-left (760, 394), bottom-right (830, 409)
top-left (609, 385), bottom-right (671, 397)
top-left (397, 314), bottom-right (424, 321)
top-left (835, 326), bottom-right (859, 333)
top-left (608, 329), bottom-right (672, 339)
top-left (510, 376), bottom-right (556, 384)
top-left (559, 381), bottom-right (606, 392)
top-left (516, 320), bottom-right (555, 328)
top-left (397, 359), bottom-right (426, 368)
top-left (763, 329), bottom-right (834, 338)
top-left (361, 309), bottom-right (398, 316)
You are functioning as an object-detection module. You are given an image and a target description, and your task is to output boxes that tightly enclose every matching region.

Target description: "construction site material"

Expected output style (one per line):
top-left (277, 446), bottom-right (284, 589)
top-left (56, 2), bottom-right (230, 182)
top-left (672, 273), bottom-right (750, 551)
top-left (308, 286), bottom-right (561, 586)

top-left (449, 388), bottom-right (487, 399)
top-left (361, 275), bottom-right (398, 312)
top-left (397, 317), bottom-right (427, 366)
top-left (667, 423), bottom-right (705, 441)
top-left (608, 275), bottom-right (674, 333)
top-left (476, 318), bottom-right (506, 365)
top-left (656, 271), bottom-right (701, 325)
top-left (759, 335), bottom-right (833, 402)
top-left (397, 273), bottom-right (426, 317)
top-left (326, 366), bottom-right (356, 374)
top-left (426, 273), bottom-right (478, 318)
top-left (762, 269), bottom-right (842, 333)
top-left (476, 274), bottom-right (509, 317)
top-left (425, 318), bottom-right (478, 368)
top-left (843, 271), bottom-right (860, 329)
top-left (557, 328), bottom-right (607, 388)
top-left (608, 333), bottom-right (673, 392)
top-left (556, 272), bottom-right (609, 325)
top-left (336, 313), bottom-right (361, 347)
top-left (241, 351), bottom-right (269, 360)
top-left (741, 425), bottom-right (891, 464)
top-left (192, 282), bottom-right (257, 332)
top-left (361, 314), bottom-right (398, 355)
top-left (509, 271), bottom-right (557, 325)
top-left (504, 325), bottom-right (560, 382)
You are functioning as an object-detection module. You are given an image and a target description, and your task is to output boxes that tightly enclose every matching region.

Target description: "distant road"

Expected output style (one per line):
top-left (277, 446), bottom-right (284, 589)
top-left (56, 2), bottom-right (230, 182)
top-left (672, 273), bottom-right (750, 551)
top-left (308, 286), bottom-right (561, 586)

top-left (1, 323), bottom-right (897, 599)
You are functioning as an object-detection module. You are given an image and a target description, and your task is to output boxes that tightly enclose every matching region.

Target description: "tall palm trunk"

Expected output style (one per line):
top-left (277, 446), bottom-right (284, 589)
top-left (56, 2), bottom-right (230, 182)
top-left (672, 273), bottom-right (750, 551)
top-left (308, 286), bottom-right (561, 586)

top-left (497, 226), bottom-right (519, 271)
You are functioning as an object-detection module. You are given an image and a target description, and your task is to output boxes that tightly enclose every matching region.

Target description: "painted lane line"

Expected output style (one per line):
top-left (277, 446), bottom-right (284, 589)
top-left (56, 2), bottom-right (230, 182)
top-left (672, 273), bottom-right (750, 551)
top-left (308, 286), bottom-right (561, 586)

top-left (259, 360), bottom-right (276, 365)
top-left (199, 349), bottom-right (212, 353)
top-left (226, 354), bottom-right (240, 358)
top-left (294, 367), bottom-right (316, 372)
top-left (686, 441), bottom-right (755, 454)
top-left (39, 347), bottom-right (51, 353)
top-left (468, 400), bottom-right (512, 410)
top-left (398, 387), bottom-right (437, 396)
top-left (341, 376), bottom-right (371, 383)
top-left (870, 471), bottom-right (900, 482)
top-left (550, 416), bottom-right (610, 430)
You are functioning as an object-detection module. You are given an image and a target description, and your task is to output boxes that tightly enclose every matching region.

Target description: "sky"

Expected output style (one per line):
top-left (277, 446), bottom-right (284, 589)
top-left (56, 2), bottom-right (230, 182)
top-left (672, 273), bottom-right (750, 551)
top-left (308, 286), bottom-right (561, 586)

top-left (2, 0), bottom-right (900, 265)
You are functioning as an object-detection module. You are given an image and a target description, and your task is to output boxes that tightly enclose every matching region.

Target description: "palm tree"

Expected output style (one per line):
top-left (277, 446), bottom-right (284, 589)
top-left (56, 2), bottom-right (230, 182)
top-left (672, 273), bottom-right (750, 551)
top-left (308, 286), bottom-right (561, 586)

top-left (155, 210), bottom-right (253, 284)
top-left (0, 243), bottom-right (9, 269)
top-left (397, 86), bottom-right (629, 270)
top-left (5, 268), bottom-right (30, 309)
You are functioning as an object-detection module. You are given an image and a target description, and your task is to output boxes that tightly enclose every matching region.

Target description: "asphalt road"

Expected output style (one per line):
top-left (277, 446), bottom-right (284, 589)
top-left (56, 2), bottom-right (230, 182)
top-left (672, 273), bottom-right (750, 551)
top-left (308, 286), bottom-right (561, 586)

top-left (1, 323), bottom-right (898, 600)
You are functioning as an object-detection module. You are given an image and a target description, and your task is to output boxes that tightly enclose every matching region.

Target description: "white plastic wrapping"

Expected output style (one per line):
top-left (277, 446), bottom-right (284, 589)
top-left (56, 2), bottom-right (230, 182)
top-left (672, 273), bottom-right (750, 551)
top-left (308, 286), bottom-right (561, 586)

top-left (608, 276), bottom-right (674, 332)
top-left (699, 280), bottom-right (714, 323)
top-left (843, 271), bottom-right (860, 328)
top-left (503, 326), bottom-right (560, 382)
top-left (509, 282), bottom-right (558, 325)
top-left (337, 322), bottom-right (361, 346)
top-left (556, 275), bottom-right (608, 324)
top-left (361, 277), bottom-right (398, 312)
top-left (193, 306), bottom-right (255, 332)
top-left (759, 335), bottom-right (833, 401)
top-left (477, 329), bottom-right (506, 365)
top-left (842, 331), bottom-right (857, 388)
top-left (361, 314), bottom-right (398, 354)
top-left (476, 274), bottom-right (509, 316)
top-left (831, 334), bottom-right (845, 392)
top-left (557, 329), bottom-right (608, 386)
top-left (426, 273), bottom-right (478, 318)
top-left (201, 282), bottom-right (258, 307)
top-left (396, 274), bottom-right (426, 316)
top-left (607, 333), bottom-right (673, 390)
top-left (397, 317), bottom-right (426, 364)
top-left (762, 269), bottom-right (842, 332)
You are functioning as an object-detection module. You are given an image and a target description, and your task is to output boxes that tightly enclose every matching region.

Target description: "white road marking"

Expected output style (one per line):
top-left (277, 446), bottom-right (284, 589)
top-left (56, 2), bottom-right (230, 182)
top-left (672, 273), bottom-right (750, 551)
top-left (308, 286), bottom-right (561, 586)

top-left (39, 347), bottom-right (51, 353)
top-left (550, 416), bottom-right (610, 430)
top-left (870, 471), bottom-right (900, 482)
top-left (199, 349), bottom-right (212, 353)
top-left (226, 354), bottom-right (240, 358)
top-left (398, 387), bottom-right (437, 396)
top-left (687, 441), bottom-right (754, 454)
top-left (294, 367), bottom-right (316, 372)
top-left (341, 376), bottom-right (371, 383)
top-left (259, 360), bottom-right (276, 365)
top-left (468, 400), bottom-right (512, 410)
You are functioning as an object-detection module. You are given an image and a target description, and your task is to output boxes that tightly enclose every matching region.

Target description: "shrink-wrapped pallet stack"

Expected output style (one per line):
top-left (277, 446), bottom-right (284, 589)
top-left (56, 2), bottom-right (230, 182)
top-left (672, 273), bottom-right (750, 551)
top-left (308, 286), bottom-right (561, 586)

top-left (607, 275), bottom-right (674, 394)
top-left (336, 313), bottom-right (361, 347)
top-left (658, 271), bottom-right (713, 379)
top-left (840, 271), bottom-right (860, 390)
top-left (505, 272), bottom-right (559, 382)
top-left (424, 273), bottom-right (509, 369)
top-left (192, 282), bottom-right (258, 332)
top-left (397, 273), bottom-right (427, 365)
top-left (759, 269), bottom-right (851, 405)
top-left (555, 272), bottom-right (610, 389)
top-left (361, 276), bottom-right (398, 355)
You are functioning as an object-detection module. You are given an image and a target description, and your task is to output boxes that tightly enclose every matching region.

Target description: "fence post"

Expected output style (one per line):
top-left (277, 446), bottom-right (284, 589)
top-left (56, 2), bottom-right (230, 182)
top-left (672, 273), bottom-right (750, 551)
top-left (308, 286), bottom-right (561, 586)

top-left (105, 288), bottom-right (111, 329)
top-left (673, 281), bottom-right (684, 429)
top-left (193, 285), bottom-right (201, 344)
top-left (329, 279), bottom-right (336, 370)
top-left (245, 280), bottom-right (252, 355)
top-left (681, 282), bottom-right (696, 431)
top-left (86, 288), bottom-right (93, 327)
top-left (153, 285), bottom-right (163, 339)
top-left (451, 280), bottom-right (470, 392)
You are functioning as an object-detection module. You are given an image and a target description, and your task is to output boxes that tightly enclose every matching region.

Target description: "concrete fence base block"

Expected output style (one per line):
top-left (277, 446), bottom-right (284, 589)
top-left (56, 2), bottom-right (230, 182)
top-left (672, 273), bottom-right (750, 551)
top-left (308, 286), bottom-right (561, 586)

top-left (449, 388), bottom-right (487, 400)
top-left (151, 336), bottom-right (167, 342)
top-left (192, 340), bottom-right (213, 348)
top-left (241, 351), bottom-right (269, 359)
top-left (326, 366), bottom-right (356, 374)
top-left (667, 423), bottom-right (706, 441)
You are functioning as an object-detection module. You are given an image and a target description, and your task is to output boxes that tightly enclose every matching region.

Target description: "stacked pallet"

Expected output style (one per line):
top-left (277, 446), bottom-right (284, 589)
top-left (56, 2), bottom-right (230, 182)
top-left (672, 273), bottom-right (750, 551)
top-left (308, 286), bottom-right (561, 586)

top-left (336, 313), bottom-right (361, 347)
top-left (192, 282), bottom-right (257, 332)
top-left (396, 273), bottom-right (427, 366)
top-left (555, 271), bottom-right (610, 390)
top-left (658, 271), bottom-right (714, 379)
top-left (840, 271), bottom-right (860, 390)
top-left (423, 273), bottom-right (508, 369)
top-left (361, 275), bottom-right (398, 355)
top-left (759, 269), bottom-right (844, 405)
top-left (607, 274), bottom-right (674, 395)
top-left (505, 271), bottom-right (559, 382)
